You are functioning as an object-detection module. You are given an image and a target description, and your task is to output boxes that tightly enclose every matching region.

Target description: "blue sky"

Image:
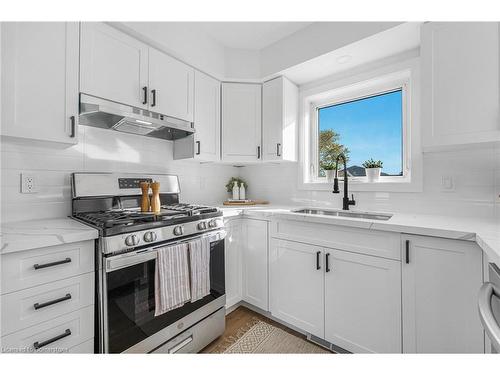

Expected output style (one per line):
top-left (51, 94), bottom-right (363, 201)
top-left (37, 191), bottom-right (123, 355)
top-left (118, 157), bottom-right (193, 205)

top-left (319, 90), bottom-right (403, 175)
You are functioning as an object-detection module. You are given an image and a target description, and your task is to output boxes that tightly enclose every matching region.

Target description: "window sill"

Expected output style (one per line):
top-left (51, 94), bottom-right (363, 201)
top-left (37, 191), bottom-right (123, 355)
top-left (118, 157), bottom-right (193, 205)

top-left (299, 179), bottom-right (423, 193)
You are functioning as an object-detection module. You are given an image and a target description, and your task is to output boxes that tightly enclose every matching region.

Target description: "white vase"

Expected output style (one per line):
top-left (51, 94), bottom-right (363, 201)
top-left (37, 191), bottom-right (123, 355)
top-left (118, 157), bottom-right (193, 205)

top-left (239, 185), bottom-right (246, 200)
top-left (325, 169), bottom-right (335, 182)
top-left (365, 167), bottom-right (381, 182)
top-left (232, 181), bottom-right (239, 200)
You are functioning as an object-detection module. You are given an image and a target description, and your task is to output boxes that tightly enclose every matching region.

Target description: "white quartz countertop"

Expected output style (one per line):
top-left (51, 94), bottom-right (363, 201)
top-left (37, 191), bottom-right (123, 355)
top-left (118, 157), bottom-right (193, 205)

top-left (221, 205), bottom-right (500, 266)
top-left (1, 218), bottom-right (99, 254)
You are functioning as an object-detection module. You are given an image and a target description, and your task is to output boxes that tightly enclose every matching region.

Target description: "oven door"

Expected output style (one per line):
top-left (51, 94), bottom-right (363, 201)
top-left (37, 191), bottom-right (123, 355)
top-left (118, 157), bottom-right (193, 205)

top-left (102, 231), bottom-right (225, 353)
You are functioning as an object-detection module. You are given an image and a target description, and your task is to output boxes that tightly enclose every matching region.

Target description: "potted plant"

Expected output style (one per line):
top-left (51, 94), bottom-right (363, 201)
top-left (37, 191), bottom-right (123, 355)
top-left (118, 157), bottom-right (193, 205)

top-left (225, 177), bottom-right (248, 199)
top-left (362, 158), bottom-right (383, 182)
top-left (320, 162), bottom-right (336, 182)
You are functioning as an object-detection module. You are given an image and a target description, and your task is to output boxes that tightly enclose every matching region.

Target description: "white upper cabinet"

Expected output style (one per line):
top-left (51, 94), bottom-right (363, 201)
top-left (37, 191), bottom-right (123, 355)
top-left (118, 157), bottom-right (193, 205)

top-left (80, 22), bottom-right (148, 109)
top-left (269, 239), bottom-right (324, 338)
top-left (324, 249), bottom-right (401, 353)
top-left (421, 22), bottom-right (500, 150)
top-left (1, 22), bottom-right (79, 144)
top-left (148, 48), bottom-right (194, 122)
top-left (402, 235), bottom-right (484, 353)
top-left (242, 219), bottom-right (269, 311)
top-left (193, 71), bottom-right (220, 160)
top-left (222, 83), bottom-right (262, 162)
top-left (262, 77), bottom-right (298, 162)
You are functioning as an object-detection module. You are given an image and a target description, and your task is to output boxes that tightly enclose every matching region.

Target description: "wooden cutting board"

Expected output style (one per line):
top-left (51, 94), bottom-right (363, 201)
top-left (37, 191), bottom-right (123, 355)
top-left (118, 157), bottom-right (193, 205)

top-left (223, 200), bottom-right (269, 206)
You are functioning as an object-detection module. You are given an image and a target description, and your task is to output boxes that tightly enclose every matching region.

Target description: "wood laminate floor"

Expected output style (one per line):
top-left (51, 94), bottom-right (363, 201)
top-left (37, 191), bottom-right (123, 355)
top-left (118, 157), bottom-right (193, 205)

top-left (201, 306), bottom-right (323, 353)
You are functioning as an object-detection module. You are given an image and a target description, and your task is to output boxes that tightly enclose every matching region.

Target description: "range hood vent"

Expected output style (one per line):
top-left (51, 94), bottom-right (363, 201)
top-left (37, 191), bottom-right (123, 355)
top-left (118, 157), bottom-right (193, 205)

top-left (79, 94), bottom-right (195, 141)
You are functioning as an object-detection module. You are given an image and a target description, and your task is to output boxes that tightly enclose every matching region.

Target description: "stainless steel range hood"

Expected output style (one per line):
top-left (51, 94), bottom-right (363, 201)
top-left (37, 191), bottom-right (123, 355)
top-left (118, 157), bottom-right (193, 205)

top-left (79, 94), bottom-right (195, 141)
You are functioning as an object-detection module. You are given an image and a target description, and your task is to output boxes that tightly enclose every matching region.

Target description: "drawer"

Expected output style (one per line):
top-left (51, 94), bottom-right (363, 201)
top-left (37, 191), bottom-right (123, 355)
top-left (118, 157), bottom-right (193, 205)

top-left (271, 219), bottom-right (401, 260)
top-left (1, 241), bottom-right (94, 294)
top-left (68, 339), bottom-right (94, 353)
top-left (1, 305), bottom-right (94, 353)
top-left (2, 273), bottom-right (94, 336)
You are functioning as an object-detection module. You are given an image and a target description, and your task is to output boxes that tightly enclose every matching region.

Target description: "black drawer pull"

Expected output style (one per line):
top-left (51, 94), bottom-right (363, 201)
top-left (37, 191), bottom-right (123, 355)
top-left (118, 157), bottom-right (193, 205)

top-left (33, 329), bottom-right (71, 350)
top-left (34, 293), bottom-right (72, 310)
top-left (277, 143), bottom-right (281, 157)
top-left (196, 141), bottom-right (201, 155)
top-left (405, 240), bottom-right (410, 264)
top-left (151, 89), bottom-right (157, 107)
top-left (142, 86), bottom-right (148, 105)
top-left (257, 146), bottom-right (261, 159)
top-left (316, 251), bottom-right (321, 270)
top-left (325, 253), bottom-right (331, 272)
top-left (69, 116), bottom-right (76, 138)
top-left (33, 258), bottom-right (71, 270)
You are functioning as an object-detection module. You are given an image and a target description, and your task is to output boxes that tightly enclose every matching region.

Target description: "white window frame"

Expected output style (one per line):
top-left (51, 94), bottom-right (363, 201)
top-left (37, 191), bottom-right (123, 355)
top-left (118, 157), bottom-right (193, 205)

top-left (298, 58), bottom-right (423, 192)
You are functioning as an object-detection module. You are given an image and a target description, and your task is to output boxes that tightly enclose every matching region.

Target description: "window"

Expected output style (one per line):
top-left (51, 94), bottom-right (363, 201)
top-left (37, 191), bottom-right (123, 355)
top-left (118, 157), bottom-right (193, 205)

top-left (317, 89), bottom-right (403, 178)
top-left (300, 62), bottom-right (422, 192)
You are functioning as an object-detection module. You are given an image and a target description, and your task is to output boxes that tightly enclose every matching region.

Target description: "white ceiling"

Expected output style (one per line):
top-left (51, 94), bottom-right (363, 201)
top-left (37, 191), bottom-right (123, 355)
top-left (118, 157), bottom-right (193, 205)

top-left (195, 22), bottom-right (312, 50)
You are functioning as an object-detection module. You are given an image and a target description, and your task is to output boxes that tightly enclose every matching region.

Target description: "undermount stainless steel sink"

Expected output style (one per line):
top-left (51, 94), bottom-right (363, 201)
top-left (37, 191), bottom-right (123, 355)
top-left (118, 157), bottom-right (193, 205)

top-left (292, 208), bottom-right (393, 221)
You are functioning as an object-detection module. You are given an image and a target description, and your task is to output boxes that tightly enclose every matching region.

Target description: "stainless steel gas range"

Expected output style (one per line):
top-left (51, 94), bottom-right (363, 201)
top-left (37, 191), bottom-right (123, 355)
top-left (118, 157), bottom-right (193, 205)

top-left (71, 173), bottom-right (226, 353)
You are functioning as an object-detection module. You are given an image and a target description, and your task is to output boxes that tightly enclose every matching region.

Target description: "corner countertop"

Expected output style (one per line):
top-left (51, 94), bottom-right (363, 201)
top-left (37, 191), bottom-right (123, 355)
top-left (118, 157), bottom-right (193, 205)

top-left (1, 218), bottom-right (99, 255)
top-left (220, 205), bottom-right (500, 266)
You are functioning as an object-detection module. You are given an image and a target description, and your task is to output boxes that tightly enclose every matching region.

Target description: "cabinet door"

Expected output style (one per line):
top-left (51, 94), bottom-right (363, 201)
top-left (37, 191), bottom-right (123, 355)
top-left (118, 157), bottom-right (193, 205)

top-left (1, 22), bottom-right (79, 144)
top-left (421, 22), bottom-right (500, 149)
top-left (242, 219), bottom-right (268, 311)
top-left (80, 22), bottom-right (148, 108)
top-left (149, 48), bottom-right (194, 122)
top-left (194, 71), bottom-right (220, 161)
top-left (269, 239), bottom-right (324, 337)
top-left (402, 235), bottom-right (484, 353)
top-left (262, 77), bottom-right (298, 162)
top-left (224, 219), bottom-right (242, 309)
top-left (222, 83), bottom-right (262, 162)
top-left (324, 249), bottom-right (401, 353)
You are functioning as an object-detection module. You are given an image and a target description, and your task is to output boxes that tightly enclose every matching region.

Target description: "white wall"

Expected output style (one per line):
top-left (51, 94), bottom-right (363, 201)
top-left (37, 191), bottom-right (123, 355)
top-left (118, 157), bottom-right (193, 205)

top-left (260, 22), bottom-right (401, 78)
top-left (224, 48), bottom-right (261, 81)
top-left (239, 147), bottom-right (499, 219)
top-left (0, 127), bottom-right (238, 223)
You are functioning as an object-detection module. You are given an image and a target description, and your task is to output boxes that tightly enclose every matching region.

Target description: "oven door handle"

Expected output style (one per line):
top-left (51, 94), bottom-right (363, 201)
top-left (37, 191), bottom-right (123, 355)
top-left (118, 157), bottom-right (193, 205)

top-left (168, 335), bottom-right (193, 354)
top-left (105, 230), bottom-right (226, 272)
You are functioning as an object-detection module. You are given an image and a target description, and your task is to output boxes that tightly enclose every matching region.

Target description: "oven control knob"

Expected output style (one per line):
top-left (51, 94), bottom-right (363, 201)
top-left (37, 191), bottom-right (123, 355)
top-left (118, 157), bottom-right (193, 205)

top-left (143, 231), bottom-right (157, 243)
top-left (173, 226), bottom-right (184, 236)
top-left (125, 234), bottom-right (139, 247)
top-left (208, 219), bottom-right (218, 228)
top-left (197, 222), bottom-right (207, 230)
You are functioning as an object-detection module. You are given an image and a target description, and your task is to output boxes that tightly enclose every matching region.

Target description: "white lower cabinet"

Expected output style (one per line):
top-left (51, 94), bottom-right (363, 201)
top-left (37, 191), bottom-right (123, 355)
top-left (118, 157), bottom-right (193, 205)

top-left (402, 235), bottom-right (484, 353)
top-left (324, 249), bottom-right (401, 353)
top-left (241, 219), bottom-right (269, 311)
top-left (269, 239), bottom-right (324, 337)
top-left (224, 218), bottom-right (242, 309)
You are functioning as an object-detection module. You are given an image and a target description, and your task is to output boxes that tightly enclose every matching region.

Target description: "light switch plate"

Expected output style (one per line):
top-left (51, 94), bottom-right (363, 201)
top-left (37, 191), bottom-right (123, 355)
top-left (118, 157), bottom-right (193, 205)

top-left (441, 175), bottom-right (455, 191)
top-left (21, 173), bottom-right (38, 193)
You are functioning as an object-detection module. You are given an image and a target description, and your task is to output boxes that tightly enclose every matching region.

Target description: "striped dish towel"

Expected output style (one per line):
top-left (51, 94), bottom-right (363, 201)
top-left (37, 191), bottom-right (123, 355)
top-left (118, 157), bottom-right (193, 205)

top-left (155, 243), bottom-right (191, 316)
top-left (189, 236), bottom-right (211, 302)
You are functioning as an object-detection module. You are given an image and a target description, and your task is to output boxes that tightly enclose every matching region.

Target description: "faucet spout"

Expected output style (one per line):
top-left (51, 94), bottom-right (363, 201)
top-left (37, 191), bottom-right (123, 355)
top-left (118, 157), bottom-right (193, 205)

top-left (332, 153), bottom-right (356, 210)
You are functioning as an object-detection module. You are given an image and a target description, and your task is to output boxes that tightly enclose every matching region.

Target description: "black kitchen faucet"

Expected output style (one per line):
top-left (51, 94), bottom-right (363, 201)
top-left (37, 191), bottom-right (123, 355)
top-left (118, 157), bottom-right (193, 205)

top-left (332, 153), bottom-right (356, 210)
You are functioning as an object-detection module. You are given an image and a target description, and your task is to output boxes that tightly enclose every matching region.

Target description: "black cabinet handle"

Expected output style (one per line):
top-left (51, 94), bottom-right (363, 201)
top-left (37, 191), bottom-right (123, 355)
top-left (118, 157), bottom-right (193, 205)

top-left (196, 141), bottom-right (201, 155)
top-left (325, 253), bottom-right (331, 272)
top-left (151, 89), bottom-right (156, 107)
top-left (316, 251), bottom-right (321, 270)
top-left (142, 86), bottom-right (148, 105)
top-left (277, 143), bottom-right (281, 157)
top-left (34, 293), bottom-right (72, 310)
top-left (405, 240), bottom-right (410, 264)
top-left (257, 146), bottom-right (261, 159)
top-left (33, 329), bottom-right (71, 350)
top-left (69, 116), bottom-right (76, 138)
top-left (33, 258), bottom-right (71, 270)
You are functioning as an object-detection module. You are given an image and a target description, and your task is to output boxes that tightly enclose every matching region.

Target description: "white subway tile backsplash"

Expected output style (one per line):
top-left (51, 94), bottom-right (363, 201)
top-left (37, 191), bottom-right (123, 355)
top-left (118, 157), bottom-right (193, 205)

top-left (1, 125), bottom-right (238, 223)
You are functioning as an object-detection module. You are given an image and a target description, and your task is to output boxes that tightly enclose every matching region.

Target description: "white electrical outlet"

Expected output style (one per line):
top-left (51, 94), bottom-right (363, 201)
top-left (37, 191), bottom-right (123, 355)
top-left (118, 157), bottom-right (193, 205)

top-left (21, 173), bottom-right (38, 193)
top-left (441, 175), bottom-right (455, 191)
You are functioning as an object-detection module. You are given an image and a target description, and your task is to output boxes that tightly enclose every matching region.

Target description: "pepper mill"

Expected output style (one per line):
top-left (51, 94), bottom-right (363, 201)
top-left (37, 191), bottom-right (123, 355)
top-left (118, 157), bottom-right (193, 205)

top-left (140, 181), bottom-right (151, 212)
top-left (150, 181), bottom-right (161, 214)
